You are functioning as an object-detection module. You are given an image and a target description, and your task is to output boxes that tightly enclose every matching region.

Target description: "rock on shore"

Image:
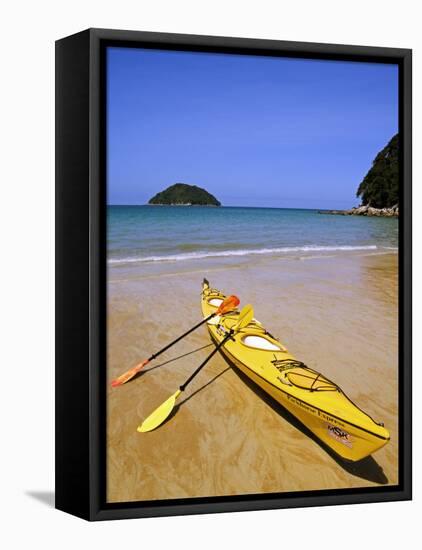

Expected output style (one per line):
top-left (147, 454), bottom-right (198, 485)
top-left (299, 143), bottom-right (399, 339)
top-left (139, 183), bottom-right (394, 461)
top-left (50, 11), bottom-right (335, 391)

top-left (319, 204), bottom-right (399, 217)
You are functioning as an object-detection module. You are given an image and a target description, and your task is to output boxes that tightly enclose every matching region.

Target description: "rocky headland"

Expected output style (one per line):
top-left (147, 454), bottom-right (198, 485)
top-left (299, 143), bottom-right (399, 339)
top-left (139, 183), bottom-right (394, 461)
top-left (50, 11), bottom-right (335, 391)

top-left (320, 204), bottom-right (399, 217)
top-left (319, 134), bottom-right (399, 218)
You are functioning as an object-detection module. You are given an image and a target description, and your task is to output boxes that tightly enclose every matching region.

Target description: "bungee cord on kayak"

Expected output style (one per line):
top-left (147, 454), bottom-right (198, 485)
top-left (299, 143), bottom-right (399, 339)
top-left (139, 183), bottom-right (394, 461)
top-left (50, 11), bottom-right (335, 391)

top-left (271, 358), bottom-right (340, 392)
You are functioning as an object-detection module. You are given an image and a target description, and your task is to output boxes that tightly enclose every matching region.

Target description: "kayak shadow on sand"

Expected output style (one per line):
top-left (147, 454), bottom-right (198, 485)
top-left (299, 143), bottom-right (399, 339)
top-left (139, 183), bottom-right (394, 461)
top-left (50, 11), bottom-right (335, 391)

top-left (130, 343), bottom-right (214, 383)
top-left (226, 357), bottom-right (389, 485)
top-left (140, 346), bottom-right (388, 485)
top-left (154, 367), bottom-right (232, 430)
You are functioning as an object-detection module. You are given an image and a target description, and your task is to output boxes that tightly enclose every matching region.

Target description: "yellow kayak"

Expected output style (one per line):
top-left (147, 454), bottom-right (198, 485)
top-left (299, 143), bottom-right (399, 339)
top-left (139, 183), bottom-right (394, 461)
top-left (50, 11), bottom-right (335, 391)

top-left (201, 280), bottom-right (390, 462)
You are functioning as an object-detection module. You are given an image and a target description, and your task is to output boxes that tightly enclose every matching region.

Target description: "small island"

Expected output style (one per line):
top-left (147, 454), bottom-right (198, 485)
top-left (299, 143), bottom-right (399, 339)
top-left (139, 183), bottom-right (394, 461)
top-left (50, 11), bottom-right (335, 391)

top-left (320, 134), bottom-right (399, 217)
top-left (148, 183), bottom-right (221, 206)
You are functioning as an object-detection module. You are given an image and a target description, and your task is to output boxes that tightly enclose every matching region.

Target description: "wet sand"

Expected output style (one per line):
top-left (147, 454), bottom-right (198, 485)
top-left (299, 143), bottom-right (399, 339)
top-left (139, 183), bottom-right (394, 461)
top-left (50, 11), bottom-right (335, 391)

top-left (106, 252), bottom-right (398, 502)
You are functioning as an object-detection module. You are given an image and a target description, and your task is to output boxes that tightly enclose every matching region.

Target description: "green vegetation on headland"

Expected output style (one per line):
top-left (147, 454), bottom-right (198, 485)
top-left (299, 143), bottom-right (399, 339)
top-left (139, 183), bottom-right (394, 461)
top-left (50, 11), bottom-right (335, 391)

top-left (320, 134), bottom-right (399, 217)
top-left (357, 134), bottom-right (398, 208)
top-left (148, 183), bottom-right (221, 206)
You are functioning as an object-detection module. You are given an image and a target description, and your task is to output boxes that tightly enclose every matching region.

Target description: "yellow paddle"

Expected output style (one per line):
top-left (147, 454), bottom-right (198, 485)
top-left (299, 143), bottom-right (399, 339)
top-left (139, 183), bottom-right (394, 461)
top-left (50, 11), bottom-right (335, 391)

top-left (137, 304), bottom-right (254, 433)
top-left (111, 294), bottom-right (240, 387)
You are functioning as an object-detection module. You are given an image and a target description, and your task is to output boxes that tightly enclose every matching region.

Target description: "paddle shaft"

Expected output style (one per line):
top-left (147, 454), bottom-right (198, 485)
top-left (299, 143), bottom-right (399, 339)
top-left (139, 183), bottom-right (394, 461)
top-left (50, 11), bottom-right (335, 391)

top-left (180, 331), bottom-right (233, 392)
top-left (147, 313), bottom-right (215, 363)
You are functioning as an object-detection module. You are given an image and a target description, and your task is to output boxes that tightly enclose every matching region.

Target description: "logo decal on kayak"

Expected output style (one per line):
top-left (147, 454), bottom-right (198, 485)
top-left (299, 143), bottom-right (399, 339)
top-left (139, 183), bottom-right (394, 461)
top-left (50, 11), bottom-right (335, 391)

top-left (326, 423), bottom-right (353, 448)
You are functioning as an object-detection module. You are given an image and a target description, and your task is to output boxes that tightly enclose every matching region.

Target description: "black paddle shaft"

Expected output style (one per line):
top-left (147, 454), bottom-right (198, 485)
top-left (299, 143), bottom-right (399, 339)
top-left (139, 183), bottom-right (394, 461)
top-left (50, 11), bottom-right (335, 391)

top-left (179, 331), bottom-right (233, 392)
top-left (148, 313), bottom-right (214, 362)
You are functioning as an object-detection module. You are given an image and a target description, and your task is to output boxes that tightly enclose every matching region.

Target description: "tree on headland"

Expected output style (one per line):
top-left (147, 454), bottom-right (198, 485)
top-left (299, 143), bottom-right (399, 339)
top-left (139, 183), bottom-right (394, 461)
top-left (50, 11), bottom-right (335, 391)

top-left (356, 134), bottom-right (399, 208)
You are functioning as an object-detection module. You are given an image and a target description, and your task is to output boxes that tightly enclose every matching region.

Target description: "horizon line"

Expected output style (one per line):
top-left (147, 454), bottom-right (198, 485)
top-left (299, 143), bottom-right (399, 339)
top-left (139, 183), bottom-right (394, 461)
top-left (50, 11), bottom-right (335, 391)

top-left (107, 204), bottom-right (354, 210)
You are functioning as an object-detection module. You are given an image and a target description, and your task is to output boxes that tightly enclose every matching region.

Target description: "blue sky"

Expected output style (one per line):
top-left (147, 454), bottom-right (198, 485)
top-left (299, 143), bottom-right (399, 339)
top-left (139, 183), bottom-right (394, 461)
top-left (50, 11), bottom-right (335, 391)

top-left (107, 47), bottom-right (398, 209)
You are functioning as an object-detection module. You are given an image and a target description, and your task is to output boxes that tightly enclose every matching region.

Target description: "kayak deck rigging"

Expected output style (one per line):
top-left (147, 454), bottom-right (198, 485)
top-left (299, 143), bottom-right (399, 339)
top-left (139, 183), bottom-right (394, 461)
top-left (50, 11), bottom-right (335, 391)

top-left (272, 358), bottom-right (340, 392)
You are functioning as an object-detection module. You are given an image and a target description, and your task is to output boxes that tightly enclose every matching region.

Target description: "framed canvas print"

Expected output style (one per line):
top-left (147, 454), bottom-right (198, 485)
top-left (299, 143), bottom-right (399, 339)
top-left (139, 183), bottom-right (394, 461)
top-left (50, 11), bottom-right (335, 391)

top-left (55, 28), bottom-right (412, 521)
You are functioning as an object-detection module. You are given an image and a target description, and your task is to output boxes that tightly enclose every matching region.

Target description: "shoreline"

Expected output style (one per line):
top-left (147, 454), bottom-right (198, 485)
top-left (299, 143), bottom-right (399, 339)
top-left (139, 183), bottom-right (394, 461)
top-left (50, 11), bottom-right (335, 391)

top-left (108, 246), bottom-right (396, 267)
top-left (107, 251), bottom-right (398, 502)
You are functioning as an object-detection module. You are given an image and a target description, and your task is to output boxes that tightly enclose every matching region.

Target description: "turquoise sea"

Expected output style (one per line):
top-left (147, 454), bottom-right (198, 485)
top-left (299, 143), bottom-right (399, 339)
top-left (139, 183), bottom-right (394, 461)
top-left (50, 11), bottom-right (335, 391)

top-left (107, 206), bottom-right (398, 266)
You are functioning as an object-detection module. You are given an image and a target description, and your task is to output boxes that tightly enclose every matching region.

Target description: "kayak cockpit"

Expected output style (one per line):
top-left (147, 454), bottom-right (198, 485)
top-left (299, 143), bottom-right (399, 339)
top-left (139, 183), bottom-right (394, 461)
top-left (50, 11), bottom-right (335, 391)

top-left (208, 297), bottom-right (224, 307)
top-left (241, 334), bottom-right (288, 352)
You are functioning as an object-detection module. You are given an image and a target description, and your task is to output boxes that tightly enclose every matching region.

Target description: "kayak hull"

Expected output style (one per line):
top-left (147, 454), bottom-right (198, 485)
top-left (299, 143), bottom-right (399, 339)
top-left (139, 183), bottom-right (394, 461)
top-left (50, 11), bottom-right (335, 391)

top-left (201, 281), bottom-right (390, 462)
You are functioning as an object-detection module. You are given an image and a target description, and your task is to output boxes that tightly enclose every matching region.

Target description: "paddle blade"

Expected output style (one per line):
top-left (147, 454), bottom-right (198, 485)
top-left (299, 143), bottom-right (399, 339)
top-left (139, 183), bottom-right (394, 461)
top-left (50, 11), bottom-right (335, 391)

top-left (234, 304), bottom-right (254, 330)
top-left (137, 389), bottom-right (182, 433)
top-left (111, 359), bottom-right (149, 387)
top-left (216, 295), bottom-right (240, 315)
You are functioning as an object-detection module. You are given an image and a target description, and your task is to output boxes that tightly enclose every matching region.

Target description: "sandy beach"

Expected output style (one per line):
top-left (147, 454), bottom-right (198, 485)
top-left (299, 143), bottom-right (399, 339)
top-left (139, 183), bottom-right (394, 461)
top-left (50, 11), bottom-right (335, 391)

top-left (106, 250), bottom-right (398, 502)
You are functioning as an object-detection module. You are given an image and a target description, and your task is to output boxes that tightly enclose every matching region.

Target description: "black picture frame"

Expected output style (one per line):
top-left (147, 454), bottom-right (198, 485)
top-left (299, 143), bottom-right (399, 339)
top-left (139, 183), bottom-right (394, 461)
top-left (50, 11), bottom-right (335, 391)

top-left (55, 28), bottom-right (412, 521)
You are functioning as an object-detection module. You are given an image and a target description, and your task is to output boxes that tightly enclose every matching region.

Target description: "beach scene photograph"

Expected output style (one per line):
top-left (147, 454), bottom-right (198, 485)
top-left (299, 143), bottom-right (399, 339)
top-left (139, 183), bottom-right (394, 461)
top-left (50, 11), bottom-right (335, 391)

top-left (106, 47), bottom-right (399, 503)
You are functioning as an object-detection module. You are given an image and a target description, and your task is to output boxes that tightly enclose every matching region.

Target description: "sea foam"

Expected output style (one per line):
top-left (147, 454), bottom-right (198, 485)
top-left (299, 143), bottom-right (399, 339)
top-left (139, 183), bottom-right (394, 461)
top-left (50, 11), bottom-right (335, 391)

top-left (108, 245), bottom-right (379, 265)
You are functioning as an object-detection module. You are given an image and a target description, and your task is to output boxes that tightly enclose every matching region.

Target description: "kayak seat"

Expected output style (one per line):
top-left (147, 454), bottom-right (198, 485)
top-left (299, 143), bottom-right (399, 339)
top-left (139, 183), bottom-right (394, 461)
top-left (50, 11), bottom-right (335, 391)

top-left (241, 334), bottom-right (287, 352)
